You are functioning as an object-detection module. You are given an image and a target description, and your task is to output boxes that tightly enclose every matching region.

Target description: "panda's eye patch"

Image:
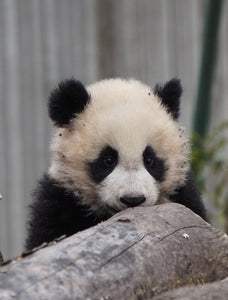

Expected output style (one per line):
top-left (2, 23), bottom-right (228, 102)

top-left (143, 146), bottom-right (165, 182)
top-left (89, 146), bottom-right (118, 183)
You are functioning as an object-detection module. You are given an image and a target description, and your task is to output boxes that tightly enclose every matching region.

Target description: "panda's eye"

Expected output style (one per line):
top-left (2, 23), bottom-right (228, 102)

top-left (143, 146), bottom-right (155, 168)
top-left (144, 156), bottom-right (154, 168)
top-left (143, 146), bottom-right (165, 182)
top-left (103, 155), bottom-right (116, 167)
top-left (89, 146), bottom-right (118, 183)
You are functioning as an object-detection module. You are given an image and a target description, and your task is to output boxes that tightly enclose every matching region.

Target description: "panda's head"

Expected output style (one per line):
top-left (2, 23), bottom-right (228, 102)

top-left (48, 78), bottom-right (189, 216)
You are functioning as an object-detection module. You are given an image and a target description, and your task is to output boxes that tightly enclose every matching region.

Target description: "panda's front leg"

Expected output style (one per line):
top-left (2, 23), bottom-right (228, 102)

top-left (25, 174), bottom-right (101, 250)
top-left (169, 171), bottom-right (207, 221)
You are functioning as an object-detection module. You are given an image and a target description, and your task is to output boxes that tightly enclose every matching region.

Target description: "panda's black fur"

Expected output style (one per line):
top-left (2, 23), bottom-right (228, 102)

top-left (26, 174), bottom-right (109, 249)
top-left (25, 78), bottom-right (207, 250)
top-left (48, 79), bottom-right (90, 127)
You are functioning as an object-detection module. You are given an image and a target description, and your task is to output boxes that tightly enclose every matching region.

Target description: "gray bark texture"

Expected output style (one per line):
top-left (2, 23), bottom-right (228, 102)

top-left (0, 203), bottom-right (228, 300)
top-left (153, 277), bottom-right (228, 300)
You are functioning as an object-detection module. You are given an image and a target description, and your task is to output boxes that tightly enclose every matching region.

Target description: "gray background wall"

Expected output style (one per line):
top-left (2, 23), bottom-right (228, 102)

top-left (0, 0), bottom-right (227, 260)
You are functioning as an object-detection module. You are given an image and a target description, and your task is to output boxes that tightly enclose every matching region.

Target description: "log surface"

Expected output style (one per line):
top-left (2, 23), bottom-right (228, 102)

top-left (0, 203), bottom-right (228, 299)
top-left (153, 277), bottom-right (228, 300)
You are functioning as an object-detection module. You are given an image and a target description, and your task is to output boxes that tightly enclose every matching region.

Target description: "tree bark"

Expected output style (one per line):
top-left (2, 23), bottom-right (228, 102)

top-left (0, 203), bottom-right (228, 299)
top-left (153, 277), bottom-right (228, 300)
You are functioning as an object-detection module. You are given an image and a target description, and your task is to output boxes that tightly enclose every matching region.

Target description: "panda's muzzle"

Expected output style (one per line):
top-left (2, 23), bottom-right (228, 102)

top-left (120, 195), bottom-right (146, 207)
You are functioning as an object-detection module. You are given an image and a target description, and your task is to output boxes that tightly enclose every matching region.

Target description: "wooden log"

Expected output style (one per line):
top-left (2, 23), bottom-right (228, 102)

top-left (153, 277), bottom-right (228, 300)
top-left (0, 203), bottom-right (228, 299)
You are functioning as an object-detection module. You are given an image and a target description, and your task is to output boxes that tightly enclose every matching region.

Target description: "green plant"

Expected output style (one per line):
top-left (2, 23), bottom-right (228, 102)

top-left (191, 122), bottom-right (228, 232)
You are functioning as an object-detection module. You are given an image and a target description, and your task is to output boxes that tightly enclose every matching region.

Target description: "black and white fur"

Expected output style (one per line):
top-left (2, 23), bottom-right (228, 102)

top-left (26, 78), bottom-right (206, 250)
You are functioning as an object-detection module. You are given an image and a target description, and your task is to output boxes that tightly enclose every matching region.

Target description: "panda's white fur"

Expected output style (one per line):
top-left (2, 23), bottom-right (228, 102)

top-left (49, 78), bottom-right (189, 215)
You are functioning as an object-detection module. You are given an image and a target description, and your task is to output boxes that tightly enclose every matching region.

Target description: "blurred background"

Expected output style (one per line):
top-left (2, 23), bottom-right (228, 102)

top-left (0, 0), bottom-right (227, 260)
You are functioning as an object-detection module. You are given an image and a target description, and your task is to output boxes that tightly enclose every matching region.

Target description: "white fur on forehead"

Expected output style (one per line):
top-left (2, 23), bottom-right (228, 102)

top-left (85, 78), bottom-right (187, 157)
top-left (49, 78), bottom-right (189, 202)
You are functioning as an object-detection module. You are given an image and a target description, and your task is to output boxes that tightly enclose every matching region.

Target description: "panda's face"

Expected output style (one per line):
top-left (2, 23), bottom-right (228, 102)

top-left (49, 78), bottom-right (189, 215)
top-left (88, 144), bottom-right (165, 213)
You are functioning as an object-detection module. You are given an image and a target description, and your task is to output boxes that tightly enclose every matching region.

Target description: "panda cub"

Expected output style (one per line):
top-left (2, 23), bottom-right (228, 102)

top-left (26, 78), bottom-right (206, 250)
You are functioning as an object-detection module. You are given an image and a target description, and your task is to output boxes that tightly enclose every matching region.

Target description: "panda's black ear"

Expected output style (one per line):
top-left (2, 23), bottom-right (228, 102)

top-left (48, 79), bottom-right (90, 127)
top-left (154, 78), bottom-right (182, 120)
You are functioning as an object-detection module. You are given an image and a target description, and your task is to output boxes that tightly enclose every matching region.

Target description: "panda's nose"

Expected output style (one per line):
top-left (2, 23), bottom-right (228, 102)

top-left (120, 195), bottom-right (146, 207)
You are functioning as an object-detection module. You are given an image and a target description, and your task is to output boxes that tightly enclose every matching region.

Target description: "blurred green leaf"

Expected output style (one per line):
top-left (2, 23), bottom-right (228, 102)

top-left (191, 122), bottom-right (228, 232)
